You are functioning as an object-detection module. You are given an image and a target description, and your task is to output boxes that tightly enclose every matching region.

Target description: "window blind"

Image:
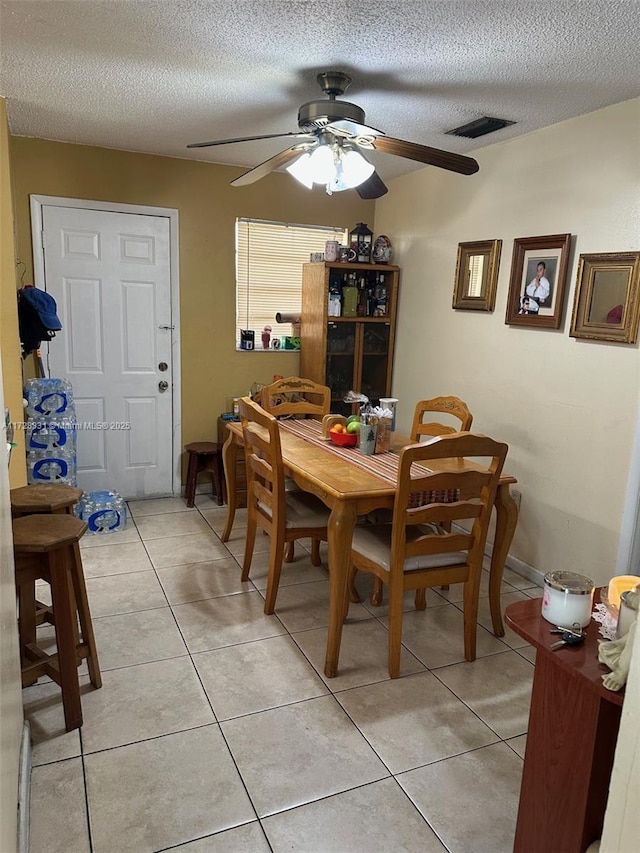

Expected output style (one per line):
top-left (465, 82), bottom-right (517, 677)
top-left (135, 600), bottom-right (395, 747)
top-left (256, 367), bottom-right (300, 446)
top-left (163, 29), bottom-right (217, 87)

top-left (236, 218), bottom-right (347, 348)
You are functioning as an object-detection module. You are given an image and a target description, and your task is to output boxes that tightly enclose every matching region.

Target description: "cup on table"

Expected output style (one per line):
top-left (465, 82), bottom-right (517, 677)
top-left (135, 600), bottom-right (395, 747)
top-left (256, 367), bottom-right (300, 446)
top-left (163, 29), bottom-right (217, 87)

top-left (379, 398), bottom-right (398, 431)
top-left (359, 421), bottom-right (378, 455)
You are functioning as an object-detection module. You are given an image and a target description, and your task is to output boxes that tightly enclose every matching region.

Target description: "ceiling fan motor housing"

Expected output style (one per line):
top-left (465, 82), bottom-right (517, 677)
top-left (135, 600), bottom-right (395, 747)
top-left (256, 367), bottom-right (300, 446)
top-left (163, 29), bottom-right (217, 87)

top-left (298, 100), bottom-right (366, 133)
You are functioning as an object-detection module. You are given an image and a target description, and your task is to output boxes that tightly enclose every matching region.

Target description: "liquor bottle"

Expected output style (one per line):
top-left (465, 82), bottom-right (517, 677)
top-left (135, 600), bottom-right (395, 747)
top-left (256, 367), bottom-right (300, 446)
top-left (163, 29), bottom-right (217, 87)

top-left (357, 276), bottom-right (367, 316)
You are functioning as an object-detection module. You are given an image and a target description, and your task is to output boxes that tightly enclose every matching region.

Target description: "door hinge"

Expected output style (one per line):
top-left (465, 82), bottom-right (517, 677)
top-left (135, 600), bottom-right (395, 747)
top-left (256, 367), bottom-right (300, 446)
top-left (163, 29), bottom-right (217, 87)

top-left (158, 324), bottom-right (175, 330)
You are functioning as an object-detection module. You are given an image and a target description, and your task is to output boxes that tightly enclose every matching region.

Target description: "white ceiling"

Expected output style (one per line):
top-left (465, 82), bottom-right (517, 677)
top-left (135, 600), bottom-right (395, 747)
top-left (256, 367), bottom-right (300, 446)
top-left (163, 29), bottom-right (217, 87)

top-left (1, 0), bottom-right (639, 183)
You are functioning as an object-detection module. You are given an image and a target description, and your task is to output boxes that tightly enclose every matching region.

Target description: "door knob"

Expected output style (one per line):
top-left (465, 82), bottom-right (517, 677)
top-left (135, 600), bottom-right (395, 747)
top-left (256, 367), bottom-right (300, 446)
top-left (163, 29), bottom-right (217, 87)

top-left (158, 380), bottom-right (169, 392)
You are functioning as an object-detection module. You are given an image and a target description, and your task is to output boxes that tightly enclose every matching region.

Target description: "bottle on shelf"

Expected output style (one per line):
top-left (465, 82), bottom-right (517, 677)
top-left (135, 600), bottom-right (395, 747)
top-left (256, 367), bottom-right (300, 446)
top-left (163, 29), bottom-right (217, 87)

top-left (328, 273), bottom-right (342, 317)
top-left (374, 273), bottom-right (388, 317)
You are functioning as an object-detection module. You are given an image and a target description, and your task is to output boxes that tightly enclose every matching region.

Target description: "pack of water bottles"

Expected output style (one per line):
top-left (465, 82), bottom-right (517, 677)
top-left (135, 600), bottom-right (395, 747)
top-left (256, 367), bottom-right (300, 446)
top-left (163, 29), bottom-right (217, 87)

top-left (76, 490), bottom-right (127, 534)
top-left (24, 378), bottom-right (78, 487)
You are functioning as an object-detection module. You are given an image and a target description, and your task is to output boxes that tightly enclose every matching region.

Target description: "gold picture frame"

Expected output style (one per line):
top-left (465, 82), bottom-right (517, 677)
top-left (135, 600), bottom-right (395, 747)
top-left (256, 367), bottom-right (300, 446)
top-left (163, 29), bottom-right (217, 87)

top-left (452, 239), bottom-right (502, 311)
top-left (505, 234), bottom-right (571, 328)
top-left (570, 252), bottom-right (640, 343)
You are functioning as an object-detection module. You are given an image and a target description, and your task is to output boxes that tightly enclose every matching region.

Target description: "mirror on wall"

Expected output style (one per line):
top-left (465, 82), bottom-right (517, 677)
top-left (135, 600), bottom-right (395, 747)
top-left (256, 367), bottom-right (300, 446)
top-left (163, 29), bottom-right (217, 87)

top-left (570, 251), bottom-right (640, 343)
top-left (453, 239), bottom-right (502, 311)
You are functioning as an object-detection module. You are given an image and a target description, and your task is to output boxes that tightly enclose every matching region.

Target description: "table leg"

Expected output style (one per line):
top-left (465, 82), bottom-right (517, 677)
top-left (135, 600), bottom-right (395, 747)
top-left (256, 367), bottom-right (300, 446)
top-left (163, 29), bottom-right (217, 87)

top-left (324, 500), bottom-right (357, 678)
top-left (489, 483), bottom-right (519, 636)
top-left (221, 430), bottom-right (240, 543)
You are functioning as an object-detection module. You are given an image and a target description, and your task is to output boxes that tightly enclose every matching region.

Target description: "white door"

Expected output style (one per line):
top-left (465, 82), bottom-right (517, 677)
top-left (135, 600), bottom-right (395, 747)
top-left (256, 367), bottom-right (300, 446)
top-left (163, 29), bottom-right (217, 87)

top-left (40, 205), bottom-right (174, 498)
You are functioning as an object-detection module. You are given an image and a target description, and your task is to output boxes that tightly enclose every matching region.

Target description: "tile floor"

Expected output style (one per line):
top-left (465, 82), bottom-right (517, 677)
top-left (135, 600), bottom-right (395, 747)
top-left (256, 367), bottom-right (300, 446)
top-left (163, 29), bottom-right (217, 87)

top-left (25, 495), bottom-right (542, 853)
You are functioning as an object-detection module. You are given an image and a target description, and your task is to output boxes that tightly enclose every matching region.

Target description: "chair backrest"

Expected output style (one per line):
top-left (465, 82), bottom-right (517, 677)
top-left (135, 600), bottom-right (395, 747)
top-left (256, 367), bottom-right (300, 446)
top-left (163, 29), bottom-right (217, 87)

top-left (261, 376), bottom-right (330, 419)
top-left (239, 396), bottom-right (286, 533)
top-left (391, 433), bottom-right (507, 573)
top-left (410, 396), bottom-right (473, 441)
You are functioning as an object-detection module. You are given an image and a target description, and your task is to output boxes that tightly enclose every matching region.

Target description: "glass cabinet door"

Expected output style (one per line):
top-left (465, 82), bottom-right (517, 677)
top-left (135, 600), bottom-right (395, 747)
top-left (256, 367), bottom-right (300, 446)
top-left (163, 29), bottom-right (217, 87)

top-left (326, 322), bottom-right (356, 412)
top-left (360, 322), bottom-right (391, 403)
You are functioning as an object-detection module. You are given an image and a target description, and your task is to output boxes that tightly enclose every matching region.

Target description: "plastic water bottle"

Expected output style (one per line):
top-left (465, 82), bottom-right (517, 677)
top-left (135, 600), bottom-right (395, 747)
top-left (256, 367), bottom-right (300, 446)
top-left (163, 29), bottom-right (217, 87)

top-left (27, 418), bottom-right (77, 451)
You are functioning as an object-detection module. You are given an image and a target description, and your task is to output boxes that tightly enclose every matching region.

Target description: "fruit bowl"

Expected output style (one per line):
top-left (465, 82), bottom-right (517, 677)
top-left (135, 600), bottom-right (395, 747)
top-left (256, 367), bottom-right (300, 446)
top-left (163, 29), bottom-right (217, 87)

top-left (329, 430), bottom-right (358, 447)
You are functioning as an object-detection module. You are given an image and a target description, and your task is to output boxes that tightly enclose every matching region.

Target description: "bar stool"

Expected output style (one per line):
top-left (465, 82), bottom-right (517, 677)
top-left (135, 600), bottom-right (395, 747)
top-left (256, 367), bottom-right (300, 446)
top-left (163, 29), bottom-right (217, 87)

top-left (11, 484), bottom-right (84, 630)
top-left (10, 483), bottom-right (83, 517)
top-left (184, 441), bottom-right (224, 507)
top-left (13, 514), bottom-right (101, 731)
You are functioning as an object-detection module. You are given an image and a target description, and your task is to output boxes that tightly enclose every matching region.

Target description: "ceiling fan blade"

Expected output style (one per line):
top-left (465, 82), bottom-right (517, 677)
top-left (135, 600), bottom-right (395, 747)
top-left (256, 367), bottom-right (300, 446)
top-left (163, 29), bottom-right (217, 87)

top-left (231, 145), bottom-right (312, 187)
top-left (187, 131), bottom-right (313, 149)
top-left (326, 119), bottom-right (383, 138)
top-left (356, 171), bottom-right (388, 200)
top-left (372, 136), bottom-right (479, 175)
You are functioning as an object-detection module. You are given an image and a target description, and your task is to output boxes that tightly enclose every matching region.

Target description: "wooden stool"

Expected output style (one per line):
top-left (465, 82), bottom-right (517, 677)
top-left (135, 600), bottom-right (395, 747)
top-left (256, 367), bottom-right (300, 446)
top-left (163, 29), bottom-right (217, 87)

top-left (11, 484), bottom-right (84, 629)
top-left (184, 442), bottom-right (224, 507)
top-left (13, 514), bottom-right (102, 731)
top-left (11, 483), bottom-right (83, 517)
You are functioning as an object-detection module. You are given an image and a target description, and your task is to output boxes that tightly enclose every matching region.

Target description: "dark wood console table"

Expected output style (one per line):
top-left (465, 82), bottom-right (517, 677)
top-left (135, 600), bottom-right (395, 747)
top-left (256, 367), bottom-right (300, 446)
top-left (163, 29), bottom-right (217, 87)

top-left (505, 596), bottom-right (624, 853)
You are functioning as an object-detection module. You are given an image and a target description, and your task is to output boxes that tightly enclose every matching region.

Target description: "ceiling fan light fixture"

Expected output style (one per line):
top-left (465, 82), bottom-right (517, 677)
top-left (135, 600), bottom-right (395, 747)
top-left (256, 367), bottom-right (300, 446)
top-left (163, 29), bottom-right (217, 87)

top-left (287, 143), bottom-right (374, 193)
top-left (285, 151), bottom-right (315, 188)
top-left (332, 148), bottom-right (375, 191)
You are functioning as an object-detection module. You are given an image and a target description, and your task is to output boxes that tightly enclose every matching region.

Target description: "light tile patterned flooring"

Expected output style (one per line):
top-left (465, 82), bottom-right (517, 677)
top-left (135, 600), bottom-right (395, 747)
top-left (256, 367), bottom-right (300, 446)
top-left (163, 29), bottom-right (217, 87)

top-left (25, 495), bottom-right (543, 853)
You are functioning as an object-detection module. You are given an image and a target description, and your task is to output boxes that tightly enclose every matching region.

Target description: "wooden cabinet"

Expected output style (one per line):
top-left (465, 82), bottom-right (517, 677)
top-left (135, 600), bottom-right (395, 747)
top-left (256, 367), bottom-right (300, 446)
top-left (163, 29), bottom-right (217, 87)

top-left (300, 262), bottom-right (400, 414)
top-left (505, 596), bottom-right (623, 853)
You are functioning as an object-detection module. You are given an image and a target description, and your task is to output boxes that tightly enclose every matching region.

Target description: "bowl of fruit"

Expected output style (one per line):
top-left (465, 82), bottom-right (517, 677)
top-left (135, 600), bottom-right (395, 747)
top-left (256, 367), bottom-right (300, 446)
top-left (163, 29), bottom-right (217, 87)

top-left (329, 419), bottom-right (359, 447)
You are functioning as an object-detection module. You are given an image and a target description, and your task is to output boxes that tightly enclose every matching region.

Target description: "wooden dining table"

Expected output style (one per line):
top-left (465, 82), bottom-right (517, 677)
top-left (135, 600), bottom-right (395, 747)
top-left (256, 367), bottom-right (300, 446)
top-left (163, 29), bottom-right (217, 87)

top-left (221, 418), bottom-right (519, 678)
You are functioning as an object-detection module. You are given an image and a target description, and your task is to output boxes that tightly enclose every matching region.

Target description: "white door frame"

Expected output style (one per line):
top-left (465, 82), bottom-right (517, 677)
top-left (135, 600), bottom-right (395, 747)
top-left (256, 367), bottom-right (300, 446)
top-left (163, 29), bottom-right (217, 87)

top-left (30, 194), bottom-right (182, 497)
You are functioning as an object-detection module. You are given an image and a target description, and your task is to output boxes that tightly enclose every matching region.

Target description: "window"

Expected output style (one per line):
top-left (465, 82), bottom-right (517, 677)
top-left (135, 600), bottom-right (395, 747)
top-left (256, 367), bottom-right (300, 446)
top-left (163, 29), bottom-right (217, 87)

top-left (236, 218), bottom-right (346, 350)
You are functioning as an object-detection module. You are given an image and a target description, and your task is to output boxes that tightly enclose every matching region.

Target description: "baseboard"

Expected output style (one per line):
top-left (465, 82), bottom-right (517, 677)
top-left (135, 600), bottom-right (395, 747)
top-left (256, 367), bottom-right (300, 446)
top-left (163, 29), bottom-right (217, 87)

top-left (17, 721), bottom-right (31, 853)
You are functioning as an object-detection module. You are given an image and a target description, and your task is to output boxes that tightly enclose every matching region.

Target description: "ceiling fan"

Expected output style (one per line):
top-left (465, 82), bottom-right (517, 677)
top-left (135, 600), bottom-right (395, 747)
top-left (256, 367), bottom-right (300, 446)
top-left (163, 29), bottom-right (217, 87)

top-left (187, 71), bottom-right (479, 199)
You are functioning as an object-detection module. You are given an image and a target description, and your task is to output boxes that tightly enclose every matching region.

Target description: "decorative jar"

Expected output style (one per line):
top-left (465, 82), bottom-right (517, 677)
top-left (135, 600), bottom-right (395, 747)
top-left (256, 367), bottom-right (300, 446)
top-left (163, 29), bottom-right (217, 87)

top-left (541, 571), bottom-right (595, 628)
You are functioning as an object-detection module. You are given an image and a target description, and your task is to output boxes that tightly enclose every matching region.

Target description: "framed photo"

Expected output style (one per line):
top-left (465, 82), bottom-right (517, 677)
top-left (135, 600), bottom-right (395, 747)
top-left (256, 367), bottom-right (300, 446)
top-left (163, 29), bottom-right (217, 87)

top-left (505, 233), bottom-right (571, 328)
top-left (452, 239), bottom-right (502, 311)
top-left (570, 252), bottom-right (640, 343)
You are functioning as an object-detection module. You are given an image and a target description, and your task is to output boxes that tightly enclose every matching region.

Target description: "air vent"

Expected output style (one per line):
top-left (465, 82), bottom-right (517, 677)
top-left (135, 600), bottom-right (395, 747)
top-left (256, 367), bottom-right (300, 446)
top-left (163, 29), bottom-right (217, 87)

top-left (446, 116), bottom-right (516, 139)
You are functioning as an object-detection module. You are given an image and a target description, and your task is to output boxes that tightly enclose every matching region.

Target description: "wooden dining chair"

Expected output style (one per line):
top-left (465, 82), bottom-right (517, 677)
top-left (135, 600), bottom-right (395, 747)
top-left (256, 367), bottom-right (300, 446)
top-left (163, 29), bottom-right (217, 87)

top-left (410, 395), bottom-right (473, 441)
top-left (349, 433), bottom-right (507, 678)
top-left (259, 376), bottom-right (330, 561)
top-left (260, 376), bottom-right (330, 420)
top-left (239, 396), bottom-right (331, 614)
top-left (366, 395), bottom-right (475, 605)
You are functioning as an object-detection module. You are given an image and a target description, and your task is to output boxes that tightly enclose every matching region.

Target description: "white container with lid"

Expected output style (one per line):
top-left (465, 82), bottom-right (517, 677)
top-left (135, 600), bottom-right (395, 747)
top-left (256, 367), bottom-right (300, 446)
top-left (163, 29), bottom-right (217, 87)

top-left (541, 571), bottom-right (595, 628)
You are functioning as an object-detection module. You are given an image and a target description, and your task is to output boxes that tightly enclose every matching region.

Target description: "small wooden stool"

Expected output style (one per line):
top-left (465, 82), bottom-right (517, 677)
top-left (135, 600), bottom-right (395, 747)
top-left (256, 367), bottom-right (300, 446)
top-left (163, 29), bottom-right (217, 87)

top-left (13, 514), bottom-right (101, 731)
top-left (11, 484), bottom-right (84, 629)
top-left (11, 483), bottom-right (83, 517)
top-left (184, 442), bottom-right (224, 507)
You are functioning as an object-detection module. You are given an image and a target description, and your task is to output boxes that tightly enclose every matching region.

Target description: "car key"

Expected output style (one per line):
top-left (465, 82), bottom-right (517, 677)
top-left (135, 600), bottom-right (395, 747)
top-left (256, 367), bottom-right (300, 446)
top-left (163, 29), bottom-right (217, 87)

top-left (550, 630), bottom-right (585, 650)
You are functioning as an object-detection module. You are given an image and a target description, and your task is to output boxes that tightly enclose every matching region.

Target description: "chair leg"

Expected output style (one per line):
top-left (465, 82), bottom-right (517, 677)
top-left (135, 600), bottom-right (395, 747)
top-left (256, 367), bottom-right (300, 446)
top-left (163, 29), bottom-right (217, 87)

top-left (263, 530), bottom-right (286, 615)
top-left (16, 578), bottom-right (38, 686)
top-left (241, 513), bottom-right (258, 582)
top-left (49, 549), bottom-right (83, 731)
top-left (284, 541), bottom-right (295, 563)
top-left (370, 576), bottom-right (383, 606)
top-left (185, 452), bottom-right (199, 508)
top-left (71, 542), bottom-right (102, 689)
top-left (388, 576), bottom-right (404, 679)
top-left (415, 588), bottom-right (427, 610)
top-left (462, 565), bottom-right (482, 661)
top-left (310, 539), bottom-right (321, 566)
top-left (348, 566), bottom-right (361, 603)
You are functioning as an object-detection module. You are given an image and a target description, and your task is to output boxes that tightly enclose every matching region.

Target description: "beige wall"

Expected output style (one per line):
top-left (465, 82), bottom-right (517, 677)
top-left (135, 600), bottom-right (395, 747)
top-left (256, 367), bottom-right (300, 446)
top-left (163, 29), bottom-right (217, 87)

top-left (0, 97), bottom-right (24, 853)
top-left (0, 98), bottom-right (26, 487)
top-left (375, 98), bottom-right (640, 586)
top-left (8, 138), bottom-right (374, 475)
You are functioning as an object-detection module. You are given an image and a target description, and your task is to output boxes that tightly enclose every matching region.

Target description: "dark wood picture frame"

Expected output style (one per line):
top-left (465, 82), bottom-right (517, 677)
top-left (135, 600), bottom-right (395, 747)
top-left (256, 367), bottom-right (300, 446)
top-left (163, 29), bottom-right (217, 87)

top-left (452, 239), bottom-right (502, 311)
top-left (570, 251), bottom-right (640, 343)
top-left (505, 233), bottom-right (571, 328)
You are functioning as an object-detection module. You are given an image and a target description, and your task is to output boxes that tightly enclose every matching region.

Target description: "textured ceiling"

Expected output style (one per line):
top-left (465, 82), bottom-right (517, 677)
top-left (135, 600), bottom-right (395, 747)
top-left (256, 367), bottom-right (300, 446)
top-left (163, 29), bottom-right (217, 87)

top-left (1, 0), bottom-right (639, 183)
